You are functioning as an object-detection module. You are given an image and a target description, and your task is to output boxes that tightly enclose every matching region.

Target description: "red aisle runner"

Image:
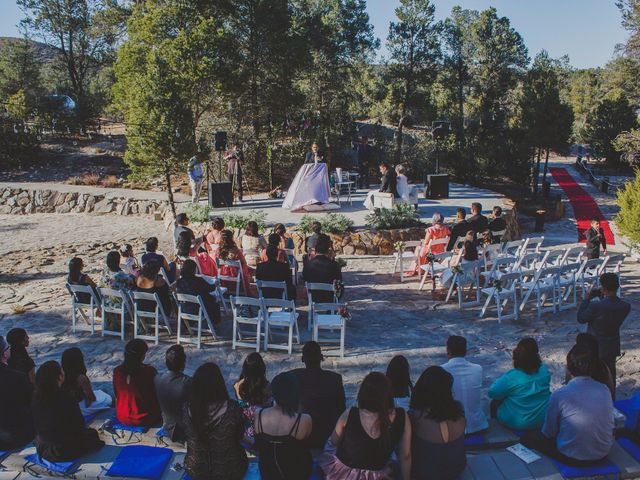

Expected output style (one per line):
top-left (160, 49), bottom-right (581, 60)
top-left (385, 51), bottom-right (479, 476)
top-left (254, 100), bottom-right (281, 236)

top-left (549, 167), bottom-right (615, 245)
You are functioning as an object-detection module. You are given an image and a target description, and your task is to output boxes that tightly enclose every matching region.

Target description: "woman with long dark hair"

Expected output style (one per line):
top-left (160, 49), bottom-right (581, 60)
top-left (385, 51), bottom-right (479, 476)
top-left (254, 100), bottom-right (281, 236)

top-left (181, 363), bottom-right (247, 480)
top-left (409, 366), bottom-right (466, 479)
top-left (32, 361), bottom-right (104, 461)
top-left (205, 217), bottom-right (226, 257)
top-left (112, 339), bottom-right (160, 426)
top-left (218, 229), bottom-right (251, 294)
top-left (319, 372), bottom-right (412, 480)
top-left (6, 328), bottom-right (36, 383)
top-left (254, 372), bottom-right (312, 479)
top-left (234, 352), bottom-right (272, 441)
top-left (67, 257), bottom-right (99, 305)
top-left (386, 355), bottom-right (412, 410)
top-left (488, 337), bottom-right (550, 430)
top-left (61, 347), bottom-right (111, 416)
top-left (135, 260), bottom-right (173, 315)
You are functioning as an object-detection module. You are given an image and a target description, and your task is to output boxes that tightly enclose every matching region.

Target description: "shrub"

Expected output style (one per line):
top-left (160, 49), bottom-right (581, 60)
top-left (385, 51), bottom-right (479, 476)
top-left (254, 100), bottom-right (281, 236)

top-left (365, 204), bottom-right (423, 230)
top-left (615, 168), bottom-right (640, 246)
top-left (298, 213), bottom-right (354, 234)
top-left (222, 210), bottom-right (268, 231)
top-left (182, 203), bottom-right (211, 224)
top-left (66, 176), bottom-right (83, 185)
top-left (100, 175), bottom-right (119, 187)
top-left (80, 173), bottom-right (100, 185)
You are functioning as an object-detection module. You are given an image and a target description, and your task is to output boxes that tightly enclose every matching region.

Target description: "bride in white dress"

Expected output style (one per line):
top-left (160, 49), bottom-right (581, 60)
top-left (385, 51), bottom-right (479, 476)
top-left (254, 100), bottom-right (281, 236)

top-left (395, 164), bottom-right (412, 203)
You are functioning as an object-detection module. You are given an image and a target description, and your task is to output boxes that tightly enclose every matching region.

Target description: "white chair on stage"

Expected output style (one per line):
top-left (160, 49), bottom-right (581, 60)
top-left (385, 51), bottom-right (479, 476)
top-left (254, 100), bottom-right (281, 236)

top-left (131, 291), bottom-right (173, 345)
top-left (312, 302), bottom-right (347, 358)
top-left (175, 293), bottom-right (218, 349)
top-left (392, 240), bottom-right (422, 283)
top-left (66, 283), bottom-right (101, 335)
top-left (306, 282), bottom-right (338, 331)
top-left (231, 296), bottom-right (265, 352)
top-left (518, 266), bottom-right (559, 320)
top-left (99, 288), bottom-right (133, 341)
top-left (263, 298), bottom-right (300, 354)
top-left (479, 271), bottom-right (521, 322)
top-left (445, 260), bottom-right (481, 309)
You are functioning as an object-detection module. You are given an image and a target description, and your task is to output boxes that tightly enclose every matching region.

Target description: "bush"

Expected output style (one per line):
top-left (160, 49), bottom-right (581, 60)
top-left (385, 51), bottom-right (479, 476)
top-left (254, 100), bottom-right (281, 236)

top-left (100, 175), bottom-right (119, 187)
top-left (222, 210), bottom-right (268, 231)
top-left (80, 173), bottom-right (100, 185)
top-left (615, 169), bottom-right (640, 246)
top-left (181, 203), bottom-right (211, 224)
top-left (298, 213), bottom-right (354, 234)
top-left (365, 204), bottom-right (423, 230)
top-left (66, 176), bottom-right (83, 185)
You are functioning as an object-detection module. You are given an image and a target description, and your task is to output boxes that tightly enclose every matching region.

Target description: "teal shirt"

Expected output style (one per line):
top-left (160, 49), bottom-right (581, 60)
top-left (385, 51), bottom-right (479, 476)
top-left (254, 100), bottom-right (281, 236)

top-left (488, 364), bottom-right (551, 430)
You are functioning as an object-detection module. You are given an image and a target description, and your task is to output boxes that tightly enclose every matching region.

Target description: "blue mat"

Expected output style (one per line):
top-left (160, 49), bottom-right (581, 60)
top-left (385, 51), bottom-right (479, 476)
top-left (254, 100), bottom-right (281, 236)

top-left (24, 453), bottom-right (79, 475)
top-left (619, 438), bottom-right (640, 462)
top-left (615, 396), bottom-right (640, 430)
top-left (550, 458), bottom-right (620, 478)
top-left (108, 418), bottom-right (149, 433)
top-left (106, 446), bottom-right (173, 480)
top-left (464, 433), bottom-right (486, 446)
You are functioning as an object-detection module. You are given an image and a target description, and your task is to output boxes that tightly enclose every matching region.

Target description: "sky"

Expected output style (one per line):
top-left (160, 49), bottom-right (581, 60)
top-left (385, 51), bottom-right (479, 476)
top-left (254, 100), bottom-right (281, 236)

top-left (0, 0), bottom-right (629, 69)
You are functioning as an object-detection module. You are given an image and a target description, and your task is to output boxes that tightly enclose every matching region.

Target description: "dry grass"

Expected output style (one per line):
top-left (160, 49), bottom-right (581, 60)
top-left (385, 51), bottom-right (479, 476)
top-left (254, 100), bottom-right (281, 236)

top-left (81, 173), bottom-right (100, 186)
top-left (10, 304), bottom-right (27, 315)
top-left (100, 175), bottom-right (119, 188)
top-left (66, 176), bottom-right (83, 185)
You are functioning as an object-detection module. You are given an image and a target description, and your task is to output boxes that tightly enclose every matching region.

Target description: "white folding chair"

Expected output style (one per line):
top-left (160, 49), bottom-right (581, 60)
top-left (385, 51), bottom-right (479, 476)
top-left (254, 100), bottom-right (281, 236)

top-left (419, 251), bottom-right (454, 291)
top-left (175, 293), bottom-right (218, 349)
top-left (306, 282), bottom-right (338, 331)
top-left (480, 256), bottom-right (517, 286)
top-left (257, 280), bottom-right (289, 300)
top-left (392, 240), bottom-right (422, 283)
top-left (491, 229), bottom-right (506, 243)
top-left (557, 262), bottom-right (581, 311)
top-left (518, 266), bottom-right (559, 320)
top-left (576, 258), bottom-right (606, 299)
top-left (538, 249), bottom-right (566, 269)
top-left (99, 288), bottom-right (132, 341)
top-left (521, 236), bottom-right (544, 255)
top-left (231, 296), bottom-right (265, 352)
top-left (66, 283), bottom-right (100, 335)
top-left (481, 243), bottom-right (503, 272)
top-left (502, 239), bottom-right (525, 257)
top-left (451, 235), bottom-right (466, 251)
top-left (561, 246), bottom-right (586, 265)
top-left (312, 302), bottom-right (347, 358)
top-left (479, 271), bottom-right (521, 322)
top-left (513, 252), bottom-right (542, 277)
top-left (217, 259), bottom-right (245, 310)
top-left (159, 268), bottom-right (175, 289)
top-left (263, 298), bottom-right (300, 354)
top-left (131, 291), bottom-right (173, 345)
top-left (445, 260), bottom-right (481, 309)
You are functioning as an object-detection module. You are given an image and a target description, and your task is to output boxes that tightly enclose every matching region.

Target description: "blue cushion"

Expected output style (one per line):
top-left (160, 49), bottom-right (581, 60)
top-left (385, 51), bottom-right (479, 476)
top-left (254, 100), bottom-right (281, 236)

top-left (109, 418), bottom-right (149, 433)
top-left (155, 427), bottom-right (166, 438)
top-left (106, 446), bottom-right (173, 480)
top-left (25, 453), bottom-right (79, 475)
top-left (619, 438), bottom-right (640, 462)
top-left (550, 458), bottom-right (619, 478)
top-left (615, 397), bottom-right (640, 430)
top-left (464, 433), bottom-right (486, 446)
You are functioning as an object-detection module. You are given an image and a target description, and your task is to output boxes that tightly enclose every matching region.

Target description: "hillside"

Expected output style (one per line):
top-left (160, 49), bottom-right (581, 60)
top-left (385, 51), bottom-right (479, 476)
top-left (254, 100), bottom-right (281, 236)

top-left (0, 36), bottom-right (59, 63)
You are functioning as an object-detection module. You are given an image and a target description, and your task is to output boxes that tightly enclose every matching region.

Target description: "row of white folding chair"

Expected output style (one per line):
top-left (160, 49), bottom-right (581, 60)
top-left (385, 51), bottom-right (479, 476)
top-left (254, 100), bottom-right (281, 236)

top-left (306, 282), bottom-right (339, 331)
top-left (444, 260), bottom-right (481, 309)
top-left (175, 292), bottom-right (219, 349)
top-left (312, 302), bottom-right (347, 358)
top-left (67, 283), bottom-right (101, 335)
top-left (419, 251), bottom-right (455, 291)
top-left (131, 291), bottom-right (173, 345)
top-left (256, 280), bottom-right (301, 354)
top-left (392, 240), bottom-right (422, 283)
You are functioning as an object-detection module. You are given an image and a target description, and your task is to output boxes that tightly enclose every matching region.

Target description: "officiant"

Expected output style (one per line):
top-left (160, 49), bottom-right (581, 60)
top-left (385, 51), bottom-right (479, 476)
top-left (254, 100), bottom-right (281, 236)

top-left (304, 142), bottom-right (325, 164)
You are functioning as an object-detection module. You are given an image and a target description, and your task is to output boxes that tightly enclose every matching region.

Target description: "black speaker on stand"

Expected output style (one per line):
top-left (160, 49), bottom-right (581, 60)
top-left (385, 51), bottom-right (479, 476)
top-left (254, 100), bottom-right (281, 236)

top-left (209, 182), bottom-right (233, 208)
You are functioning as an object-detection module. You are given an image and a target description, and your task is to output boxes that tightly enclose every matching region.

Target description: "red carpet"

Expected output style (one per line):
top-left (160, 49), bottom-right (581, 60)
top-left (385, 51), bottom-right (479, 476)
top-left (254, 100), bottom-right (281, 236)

top-left (549, 167), bottom-right (615, 245)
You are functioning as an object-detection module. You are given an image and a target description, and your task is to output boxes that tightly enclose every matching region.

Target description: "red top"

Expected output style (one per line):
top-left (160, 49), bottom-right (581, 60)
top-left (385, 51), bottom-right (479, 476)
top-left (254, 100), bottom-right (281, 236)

top-left (113, 364), bottom-right (161, 426)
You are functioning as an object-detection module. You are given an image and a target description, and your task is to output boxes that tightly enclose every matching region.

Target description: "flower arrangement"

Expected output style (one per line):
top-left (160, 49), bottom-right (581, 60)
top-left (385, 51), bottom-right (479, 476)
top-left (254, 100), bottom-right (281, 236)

top-left (333, 279), bottom-right (345, 300)
top-left (452, 264), bottom-right (463, 275)
top-left (425, 252), bottom-right (436, 264)
top-left (394, 241), bottom-right (406, 252)
top-left (490, 278), bottom-right (503, 292)
top-left (338, 306), bottom-right (351, 320)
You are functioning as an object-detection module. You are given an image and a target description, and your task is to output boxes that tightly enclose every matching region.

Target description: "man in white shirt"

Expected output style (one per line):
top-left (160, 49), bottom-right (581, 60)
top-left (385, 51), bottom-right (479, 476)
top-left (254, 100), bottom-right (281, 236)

top-left (441, 335), bottom-right (488, 434)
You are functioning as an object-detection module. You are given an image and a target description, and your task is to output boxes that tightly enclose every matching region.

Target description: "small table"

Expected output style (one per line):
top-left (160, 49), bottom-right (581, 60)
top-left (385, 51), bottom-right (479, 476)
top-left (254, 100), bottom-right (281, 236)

top-left (333, 180), bottom-right (354, 206)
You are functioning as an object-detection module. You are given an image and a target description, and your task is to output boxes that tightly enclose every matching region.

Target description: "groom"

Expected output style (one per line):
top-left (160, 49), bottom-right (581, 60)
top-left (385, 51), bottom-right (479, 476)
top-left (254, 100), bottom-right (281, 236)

top-left (304, 142), bottom-right (325, 164)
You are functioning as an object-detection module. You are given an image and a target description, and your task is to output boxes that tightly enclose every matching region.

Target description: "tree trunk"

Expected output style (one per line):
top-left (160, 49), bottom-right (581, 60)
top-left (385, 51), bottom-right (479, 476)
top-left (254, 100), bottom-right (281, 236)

top-left (532, 148), bottom-right (541, 198)
top-left (395, 116), bottom-right (406, 164)
top-left (165, 168), bottom-right (177, 219)
top-left (542, 148), bottom-right (550, 185)
top-left (457, 62), bottom-right (465, 145)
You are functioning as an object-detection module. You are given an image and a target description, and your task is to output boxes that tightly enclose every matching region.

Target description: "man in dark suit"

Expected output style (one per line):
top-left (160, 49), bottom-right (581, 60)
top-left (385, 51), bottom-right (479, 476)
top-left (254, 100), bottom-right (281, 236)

top-left (304, 142), bottom-right (324, 164)
top-left (585, 218), bottom-right (607, 259)
top-left (256, 245), bottom-right (296, 300)
top-left (447, 208), bottom-right (470, 251)
top-left (379, 162), bottom-right (398, 197)
top-left (577, 273), bottom-right (630, 397)
top-left (302, 234), bottom-right (342, 302)
top-left (467, 202), bottom-right (489, 234)
top-left (289, 342), bottom-right (346, 449)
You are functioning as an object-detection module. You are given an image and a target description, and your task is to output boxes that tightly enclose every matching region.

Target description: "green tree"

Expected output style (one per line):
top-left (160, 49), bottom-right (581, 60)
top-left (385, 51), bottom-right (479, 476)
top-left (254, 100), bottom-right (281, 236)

top-left (0, 37), bottom-right (42, 102)
top-left (617, 0), bottom-right (640, 57)
top-left (613, 129), bottom-right (640, 165)
top-left (615, 168), bottom-right (640, 248)
top-left (386, 0), bottom-right (441, 161)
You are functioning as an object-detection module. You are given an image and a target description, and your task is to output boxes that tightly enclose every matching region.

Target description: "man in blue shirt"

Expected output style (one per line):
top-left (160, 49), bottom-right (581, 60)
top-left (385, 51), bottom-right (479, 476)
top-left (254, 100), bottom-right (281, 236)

top-left (187, 154), bottom-right (204, 203)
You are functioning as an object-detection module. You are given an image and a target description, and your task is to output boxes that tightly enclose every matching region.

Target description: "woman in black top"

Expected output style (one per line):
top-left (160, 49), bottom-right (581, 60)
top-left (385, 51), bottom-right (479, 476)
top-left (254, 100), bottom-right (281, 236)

top-left (176, 259), bottom-right (220, 324)
top-left (254, 372), bottom-right (312, 480)
top-left (61, 348), bottom-right (112, 416)
top-left (386, 355), bottom-right (412, 410)
top-left (134, 260), bottom-right (173, 314)
top-left (7, 328), bottom-right (36, 383)
top-left (67, 257), bottom-right (100, 305)
top-left (181, 363), bottom-right (247, 480)
top-left (32, 361), bottom-right (104, 462)
top-left (319, 372), bottom-right (412, 480)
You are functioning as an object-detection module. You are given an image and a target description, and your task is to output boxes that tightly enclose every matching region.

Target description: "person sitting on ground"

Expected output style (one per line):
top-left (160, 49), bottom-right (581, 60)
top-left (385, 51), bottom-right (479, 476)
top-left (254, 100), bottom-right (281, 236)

top-left (32, 361), bottom-right (104, 462)
top-left (467, 202), bottom-right (488, 236)
top-left (61, 347), bottom-right (112, 417)
top-left (154, 345), bottom-right (191, 443)
top-left (181, 363), bottom-right (248, 480)
top-left (577, 272), bottom-right (630, 398)
top-left (0, 335), bottom-right (34, 451)
top-left (522, 344), bottom-right (614, 466)
top-left (289, 342), bottom-right (346, 450)
top-left (176, 258), bottom-right (221, 323)
top-left (67, 257), bottom-right (99, 305)
top-left (112, 339), bottom-right (161, 427)
top-left (409, 366), bottom-right (467, 480)
top-left (218, 229), bottom-right (251, 294)
top-left (240, 220), bottom-right (267, 269)
top-left (135, 260), bottom-right (173, 315)
top-left (319, 371), bottom-right (411, 480)
top-left (305, 221), bottom-right (323, 254)
top-left (447, 208), bottom-right (470, 251)
top-left (141, 237), bottom-right (172, 276)
top-left (364, 162), bottom-right (399, 210)
top-left (260, 233), bottom-right (289, 264)
top-left (488, 337), bottom-right (550, 430)
top-left (585, 218), bottom-right (607, 259)
top-left (572, 332), bottom-right (614, 397)
top-left (386, 355), bottom-right (412, 410)
top-left (441, 335), bottom-right (488, 434)
top-left (418, 213), bottom-right (451, 268)
top-left (303, 234), bottom-right (342, 302)
top-left (205, 217), bottom-right (225, 257)
top-left (488, 206), bottom-right (506, 242)
top-left (234, 352), bottom-right (273, 443)
top-left (254, 372), bottom-right (313, 480)
top-left (7, 328), bottom-right (36, 383)
top-left (119, 244), bottom-right (140, 277)
top-left (256, 245), bottom-right (297, 300)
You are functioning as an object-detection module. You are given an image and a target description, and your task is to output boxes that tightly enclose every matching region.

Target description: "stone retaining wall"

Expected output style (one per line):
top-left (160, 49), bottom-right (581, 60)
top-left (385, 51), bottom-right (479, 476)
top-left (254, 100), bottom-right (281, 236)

top-left (0, 186), bottom-right (170, 216)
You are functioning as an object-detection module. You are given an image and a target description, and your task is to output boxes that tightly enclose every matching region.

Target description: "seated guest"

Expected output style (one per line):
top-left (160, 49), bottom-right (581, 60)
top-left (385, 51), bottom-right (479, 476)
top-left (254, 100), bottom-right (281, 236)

top-left (254, 372), bottom-right (313, 479)
top-left (155, 345), bottom-right (191, 443)
top-left (319, 372), bottom-right (411, 480)
top-left (135, 260), bottom-right (173, 315)
top-left (488, 206), bottom-right (506, 239)
top-left (260, 233), bottom-right (289, 264)
top-left (467, 202), bottom-right (488, 235)
top-left (119, 244), bottom-right (140, 276)
top-left (218, 229), bottom-right (251, 294)
top-left (417, 213), bottom-right (451, 271)
top-left (173, 212), bottom-right (203, 248)
top-left (67, 257), bottom-right (99, 305)
top-left (205, 217), bottom-right (225, 257)
top-left (181, 363), bottom-right (248, 480)
top-left (32, 361), bottom-right (104, 462)
top-left (447, 208), bottom-right (470, 251)
top-left (7, 328), bottom-right (36, 383)
top-left (441, 231), bottom-right (479, 288)
top-left (522, 344), bottom-right (614, 466)
top-left (289, 342), bottom-right (346, 450)
top-left (488, 337), bottom-right (550, 430)
top-left (303, 234), bottom-right (342, 302)
top-left (141, 237), bottom-right (172, 275)
top-left (112, 339), bottom-right (161, 426)
top-left (176, 259), bottom-right (221, 324)
top-left (240, 220), bottom-right (267, 269)
top-left (0, 335), bottom-right (34, 451)
top-left (441, 335), bottom-right (488, 434)
top-left (274, 223), bottom-right (295, 261)
top-left (172, 231), bottom-right (198, 279)
top-left (574, 332), bottom-right (614, 397)
top-left (234, 353), bottom-right (272, 442)
top-left (61, 347), bottom-right (112, 416)
top-left (409, 366), bottom-right (466, 480)
top-left (305, 221), bottom-right (323, 253)
top-left (100, 250), bottom-right (136, 306)
top-left (256, 245), bottom-right (296, 300)
top-left (462, 230), bottom-right (479, 261)
top-left (386, 355), bottom-right (412, 410)
top-left (364, 162), bottom-right (399, 210)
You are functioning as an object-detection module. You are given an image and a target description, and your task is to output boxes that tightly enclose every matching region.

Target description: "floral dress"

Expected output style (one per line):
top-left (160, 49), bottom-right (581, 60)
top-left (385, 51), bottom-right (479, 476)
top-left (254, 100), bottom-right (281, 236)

top-left (100, 269), bottom-right (135, 309)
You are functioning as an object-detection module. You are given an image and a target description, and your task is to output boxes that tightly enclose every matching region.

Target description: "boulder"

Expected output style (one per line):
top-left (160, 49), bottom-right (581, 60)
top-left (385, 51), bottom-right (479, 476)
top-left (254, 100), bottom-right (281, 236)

top-left (94, 199), bottom-right (115, 214)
